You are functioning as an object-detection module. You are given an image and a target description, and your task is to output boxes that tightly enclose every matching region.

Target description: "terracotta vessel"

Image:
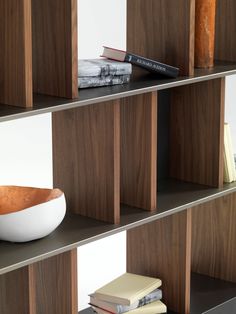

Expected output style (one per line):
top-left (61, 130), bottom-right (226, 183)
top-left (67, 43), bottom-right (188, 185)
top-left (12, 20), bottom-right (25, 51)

top-left (195, 0), bottom-right (217, 68)
top-left (0, 186), bottom-right (66, 242)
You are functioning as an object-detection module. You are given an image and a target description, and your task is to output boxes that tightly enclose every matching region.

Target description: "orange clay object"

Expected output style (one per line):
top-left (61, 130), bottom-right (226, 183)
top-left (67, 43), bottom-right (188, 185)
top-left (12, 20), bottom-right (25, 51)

top-left (195, 0), bottom-right (217, 68)
top-left (0, 186), bottom-right (63, 215)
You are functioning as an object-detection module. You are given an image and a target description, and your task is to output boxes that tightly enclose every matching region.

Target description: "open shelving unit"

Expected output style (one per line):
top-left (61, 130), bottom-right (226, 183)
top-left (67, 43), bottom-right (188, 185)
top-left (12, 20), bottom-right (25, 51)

top-left (1, 0), bottom-right (236, 313)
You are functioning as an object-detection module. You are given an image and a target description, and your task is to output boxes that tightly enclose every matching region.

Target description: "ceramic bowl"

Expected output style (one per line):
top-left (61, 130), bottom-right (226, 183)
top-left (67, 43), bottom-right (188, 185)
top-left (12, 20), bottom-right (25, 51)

top-left (0, 186), bottom-right (66, 243)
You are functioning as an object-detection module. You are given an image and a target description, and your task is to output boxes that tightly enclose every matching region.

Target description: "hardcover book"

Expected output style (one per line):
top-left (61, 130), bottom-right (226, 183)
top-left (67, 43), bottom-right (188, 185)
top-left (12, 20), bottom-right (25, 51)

top-left (90, 288), bottom-right (162, 314)
top-left (78, 75), bottom-right (130, 89)
top-left (78, 59), bottom-right (132, 77)
top-left (92, 300), bottom-right (167, 314)
top-left (93, 273), bottom-right (162, 306)
top-left (102, 46), bottom-right (179, 78)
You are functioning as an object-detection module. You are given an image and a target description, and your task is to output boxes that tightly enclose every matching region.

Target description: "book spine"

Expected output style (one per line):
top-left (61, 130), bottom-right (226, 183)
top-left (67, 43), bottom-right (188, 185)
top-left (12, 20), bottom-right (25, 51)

top-left (116, 289), bottom-right (162, 314)
top-left (78, 75), bottom-right (130, 89)
top-left (124, 53), bottom-right (179, 78)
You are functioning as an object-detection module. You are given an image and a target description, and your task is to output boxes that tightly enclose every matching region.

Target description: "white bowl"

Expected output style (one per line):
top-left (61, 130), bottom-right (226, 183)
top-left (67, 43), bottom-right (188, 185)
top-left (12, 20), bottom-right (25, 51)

top-left (0, 186), bottom-right (66, 242)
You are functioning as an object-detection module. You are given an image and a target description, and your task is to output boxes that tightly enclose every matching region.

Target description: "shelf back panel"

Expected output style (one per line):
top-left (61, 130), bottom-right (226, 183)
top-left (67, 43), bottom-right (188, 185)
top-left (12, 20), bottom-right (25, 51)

top-left (52, 100), bottom-right (120, 224)
top-left (169, 78), bottom-right (225, 187)
top-left (192, 192), bottom-right (236, 283)
top-left (0, 0), bottom-right (33, 107)
top-left (215, 0), bottom-right (236, 63)
top-left (121, 92), bottom-right (157, 211)
top-left (127, 210), bottom-right (192, 314)
top-left (127, 0), bottom-right (195, 76)
top-left (32, 0), bottom-right (78, 99)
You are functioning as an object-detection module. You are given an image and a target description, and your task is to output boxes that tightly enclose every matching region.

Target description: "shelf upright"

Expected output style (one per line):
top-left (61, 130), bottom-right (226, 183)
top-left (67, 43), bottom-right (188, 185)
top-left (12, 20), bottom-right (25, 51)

top-left (32, 0), bottom-right (78, 99)
top-left (169, 78), bottom-right (225, 188)
top-left (0, 0), bottom-right (33, 107)
top-left (127, 0), bottom-right (195, 76)
top-left (121, 92), bottom-right (157, 211)
top-left (192, 192), bottom-right (236, 283)
top-left (0, 250), bottom-right (77, 314)
top-left (127, 210), bottom-right (192, 314)
top-left (215, 0), bottom-right (236, 63)
top-left (52, 100), bottom-right (121, 224)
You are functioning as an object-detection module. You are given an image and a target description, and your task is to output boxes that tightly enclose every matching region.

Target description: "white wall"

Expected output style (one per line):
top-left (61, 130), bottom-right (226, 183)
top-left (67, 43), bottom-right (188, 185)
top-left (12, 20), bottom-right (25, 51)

top-left (0, 114), bottom-right (52, 187)
top-left (225, 76), bottom-right (236, 154)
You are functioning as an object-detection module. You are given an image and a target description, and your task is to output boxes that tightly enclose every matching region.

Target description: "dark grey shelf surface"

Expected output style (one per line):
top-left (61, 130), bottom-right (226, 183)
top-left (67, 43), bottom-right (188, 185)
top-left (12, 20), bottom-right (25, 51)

top-left (0, 179), bottom-right (236, 275)
top-left (79, 273), bottom-right (236, 314)
top-left (191, 273), bottom-right (236, 314)
top-left (0, 61), bottom-right (236, 123)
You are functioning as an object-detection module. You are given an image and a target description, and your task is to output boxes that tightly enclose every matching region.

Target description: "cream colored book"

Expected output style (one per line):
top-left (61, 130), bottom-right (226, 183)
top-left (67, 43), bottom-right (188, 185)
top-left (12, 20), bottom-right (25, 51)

top-left (92, 300), bottom-right (167, 314)
top-left (224, 123), bottom-right (236, 183)
top-left (94, 273), bottom-right (162, 306)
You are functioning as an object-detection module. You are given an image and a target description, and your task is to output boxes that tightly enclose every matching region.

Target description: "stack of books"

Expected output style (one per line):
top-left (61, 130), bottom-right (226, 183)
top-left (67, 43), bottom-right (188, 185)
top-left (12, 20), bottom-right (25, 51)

top-left (78, 59), bottom-right (132, 89)
top-left (224, 123), bottom-right (236, 183)
top-left (89, 273), bottom-right (167, 314)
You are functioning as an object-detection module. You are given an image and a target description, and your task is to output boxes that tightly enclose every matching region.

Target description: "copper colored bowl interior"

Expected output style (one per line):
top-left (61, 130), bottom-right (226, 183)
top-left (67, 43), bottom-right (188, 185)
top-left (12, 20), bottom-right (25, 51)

top-left (0, 186), bottom-right (63, 215)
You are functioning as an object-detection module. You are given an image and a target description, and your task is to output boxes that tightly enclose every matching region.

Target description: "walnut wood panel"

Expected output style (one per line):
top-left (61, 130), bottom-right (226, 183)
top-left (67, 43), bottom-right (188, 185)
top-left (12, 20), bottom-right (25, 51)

top-left (169, 78), bottom-right (225, 187)
top-left (215, 0), bottom-right (236, 62)
top-left (192, 193), bottom-right (236, 283)
top-left (52, 101), bottom-right (120, 223)
top-left (32, 0), bottom-right (78, 99)
top-left (0, 0), bottom-right (33, 107)
top-left (0, 267), bottom-right (34, 314)
top-left (30, 250), bottom-right (77, 314)
top-left (127, 0), bottom-right (195, 76)
top-left (121, 92), bottom-right (157, 211)
top-left (0, 250), bottom-right (77, 314)
top-left (127, 210), bottom-right (192, 314)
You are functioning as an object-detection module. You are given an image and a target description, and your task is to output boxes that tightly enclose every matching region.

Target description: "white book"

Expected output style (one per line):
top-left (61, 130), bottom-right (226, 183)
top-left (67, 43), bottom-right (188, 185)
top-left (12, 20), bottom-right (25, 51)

top-left (78, 59), bottom-right (132, 77)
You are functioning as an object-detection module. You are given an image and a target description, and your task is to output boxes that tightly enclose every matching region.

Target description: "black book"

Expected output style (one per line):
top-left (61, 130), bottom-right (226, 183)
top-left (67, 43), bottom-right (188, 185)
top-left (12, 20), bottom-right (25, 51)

top-left (102, 46), bottom-right (179, 78)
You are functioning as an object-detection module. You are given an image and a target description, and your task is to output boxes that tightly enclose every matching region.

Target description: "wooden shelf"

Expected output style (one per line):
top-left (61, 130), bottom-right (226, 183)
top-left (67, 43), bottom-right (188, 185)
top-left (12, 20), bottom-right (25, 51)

top-left (0, 179), bottom-right (236, 276)
top-left (0, 61), bottom-right (235, 123)
top-left (79, 273), bottom-right (236, 314)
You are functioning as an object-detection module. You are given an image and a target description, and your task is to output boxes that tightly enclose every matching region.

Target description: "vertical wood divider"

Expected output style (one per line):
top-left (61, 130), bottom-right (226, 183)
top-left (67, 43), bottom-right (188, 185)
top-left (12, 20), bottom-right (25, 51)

top-left (127, 0), bottom-right (195, 76)
top-left (215, 0), bottom-right (236, 62)
top-left (121, 92), bottom-right (157, 211)
top-left (127, 210), bottom-right (192, 314)
top-left (170, 78), bottom-right (225, 187)
top-left (192, 193), bottom-right (236, 283)
top-left (0, 250), bottom-right (77, 314)
top-left (32, 0), bottom-right (78, 99)
top-left (0, 0), bottom-right (33, 107)
top-left (52, 100), bottom-right (120, 224)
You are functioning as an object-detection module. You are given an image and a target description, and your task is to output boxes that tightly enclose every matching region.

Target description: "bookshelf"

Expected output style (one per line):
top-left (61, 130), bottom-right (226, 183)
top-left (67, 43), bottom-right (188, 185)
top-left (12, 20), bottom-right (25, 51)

top-left (1, 1), bottom-right (236, 314)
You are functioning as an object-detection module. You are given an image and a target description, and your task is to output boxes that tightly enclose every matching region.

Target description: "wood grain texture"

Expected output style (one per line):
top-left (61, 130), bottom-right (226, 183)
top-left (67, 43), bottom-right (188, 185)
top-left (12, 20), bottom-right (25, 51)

top-left (0, 250), bottom-right (77, 314)
top-left (0, 267), bottom-right (34, 314)
top-left (170, 78), bottom-right (225, 187)
top-left (215, 0), bottom-right (236, 62)
top-left (32, 0), bottom-right (78, 99)
top-left (192, 192), bottom-right (236, 283)
top-left (127, 210), bottom-right (192, 314)
top-left (30, 250), bottom-right (77, 314)
top-left (52, 101), bottom-right (120, 223)
top-left (121, 92), bottom-right (157, 211)
top-left (0, 0), bottom-right (33, 107)
top-left (127, 0), bottom-right (195, 76)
